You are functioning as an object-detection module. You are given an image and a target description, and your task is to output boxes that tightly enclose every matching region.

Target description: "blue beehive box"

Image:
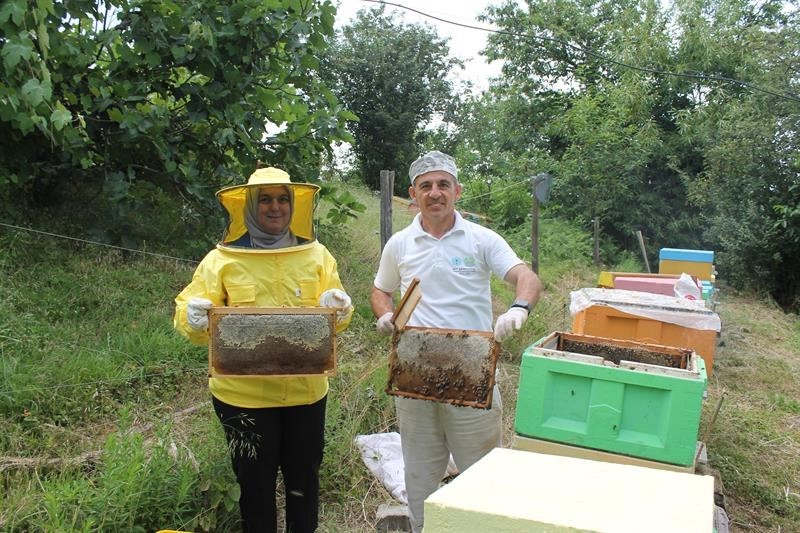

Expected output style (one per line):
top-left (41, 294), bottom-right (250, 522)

top-left (659, 248), bottom-right (714, 263)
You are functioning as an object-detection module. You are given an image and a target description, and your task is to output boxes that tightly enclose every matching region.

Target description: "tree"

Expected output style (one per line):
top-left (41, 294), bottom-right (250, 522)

top-left (673, 0), bottom-right (800, 309)
top-left (322, 6), bottom-right (459, 192)
top-left (479, 0), bottom-right (702, 254)
top-left (0, 0), bottom-right (354, 249)
top-left (477, 0), bottom-right (800, 308)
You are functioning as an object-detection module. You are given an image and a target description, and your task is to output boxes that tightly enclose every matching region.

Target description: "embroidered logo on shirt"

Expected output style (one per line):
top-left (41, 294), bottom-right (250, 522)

top-left (450, 256), bottom-right (477, 273)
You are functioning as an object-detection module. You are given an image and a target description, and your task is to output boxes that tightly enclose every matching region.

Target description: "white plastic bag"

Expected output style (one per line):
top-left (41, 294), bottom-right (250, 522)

top-left (354, 432), bottom-right (459, 505)
top-left (674, 273), bottom-right (702, 301)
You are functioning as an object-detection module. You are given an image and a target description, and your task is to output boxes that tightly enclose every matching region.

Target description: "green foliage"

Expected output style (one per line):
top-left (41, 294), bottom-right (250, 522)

top-left (679, 98), bottom-right (800, 310)
top-left (23, 414), bottom-right (238, 532)
top-left (1, 0), bottom-right (352, 249)
top-left (500, 215), bottom-right (594, 273)
top-left (319, 183), bottom-right (367, 226)
top-left (448, 90), bottom-right (558, 217)
top-left (609, 250), bottom-right (645, 273)
top-left (0, 231), bottom-right (204, 433)
top-left (322, 6), bottom-right (460, 192)
top-left (471, 0), bottom-right (800, 310)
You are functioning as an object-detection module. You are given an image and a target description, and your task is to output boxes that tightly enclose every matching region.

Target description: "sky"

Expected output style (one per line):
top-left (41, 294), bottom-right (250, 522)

top-left (332, 0), bottom-right (506, 92)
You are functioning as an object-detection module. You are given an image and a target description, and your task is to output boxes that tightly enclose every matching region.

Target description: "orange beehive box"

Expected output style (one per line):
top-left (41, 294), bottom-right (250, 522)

top-left (570, 288), bottom-right (720, 376)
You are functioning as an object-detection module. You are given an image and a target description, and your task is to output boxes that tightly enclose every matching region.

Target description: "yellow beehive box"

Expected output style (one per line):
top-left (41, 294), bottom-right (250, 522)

top-left (659, 259), bottom-right (715, 281)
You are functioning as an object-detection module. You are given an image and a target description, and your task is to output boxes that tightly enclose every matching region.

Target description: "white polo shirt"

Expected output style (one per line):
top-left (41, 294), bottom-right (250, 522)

top-left (374, 211), bottom-right (523, 331)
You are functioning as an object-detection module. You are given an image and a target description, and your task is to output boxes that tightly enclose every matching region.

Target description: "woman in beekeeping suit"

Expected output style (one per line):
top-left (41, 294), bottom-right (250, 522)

top-left (174, 167), bottom-right (353, 533)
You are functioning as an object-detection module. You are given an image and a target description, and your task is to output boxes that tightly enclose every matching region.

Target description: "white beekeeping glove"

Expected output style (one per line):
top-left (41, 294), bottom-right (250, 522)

top-left (376, 312), bottom-right (395, 335)
top-left (319, 289), bottom-right (351, 310)
top-left (187, 297), bottom-right (214, 331)
top-left (319, 289), bottom-right (353, 322)
top-left (493, 307), bottom-right (529, 341)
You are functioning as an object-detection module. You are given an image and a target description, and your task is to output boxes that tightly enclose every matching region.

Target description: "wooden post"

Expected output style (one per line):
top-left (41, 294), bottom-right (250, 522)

top-left (636, 230), bottom-right (651, 273)
top-left (593, 217), bottom-right (600, 265)
top-left (380, 170), bottom-right (395, 251)
top-left (531, 178), bottom-right (540, 274)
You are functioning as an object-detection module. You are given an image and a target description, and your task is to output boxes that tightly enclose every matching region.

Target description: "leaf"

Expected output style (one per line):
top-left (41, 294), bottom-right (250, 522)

top-left (2, 38), bottom-right (34, 71)
top-left (36, 0), bottom-right (55, 15)
top-left (257, 88), bottom-right (279, 109)
top-left (227, 483), bottom-right (241, 502)
top-left (0, 0), bottom-right (26, 26)
top-left (170, 45), bottom-right (186, 61)
top-left (15, 112), bottom-right (34, 135)
top-left (145, 52), bottom-right (161, 67)
top-left (20, 78), bottom-right (51, 107)
top-left (107, 107), bottom-right (124, 122)
top-left (50, 102), bottom-right (71, 130)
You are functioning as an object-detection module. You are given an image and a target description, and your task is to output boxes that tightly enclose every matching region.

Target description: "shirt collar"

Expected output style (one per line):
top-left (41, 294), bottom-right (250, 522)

top-left (411, 211), bottom-right (466, 240)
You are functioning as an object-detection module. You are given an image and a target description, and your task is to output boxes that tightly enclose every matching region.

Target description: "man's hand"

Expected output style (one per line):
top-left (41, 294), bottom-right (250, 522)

top-left (376, 311), bottom-right (395, 335)
top-left (493, 307), bottom-right (529, 341)
top-left (187, 297), bottom-right (214, 331)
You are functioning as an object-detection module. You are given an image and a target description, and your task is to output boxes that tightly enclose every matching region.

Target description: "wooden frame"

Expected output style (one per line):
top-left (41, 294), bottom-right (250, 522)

top-left (385, 278), bottom-right (500, 409)
top-left (387, 326), bottom-right (500, 409)
top-left (391, 277), bottom-right (421, 331)
top-left (208, 307), bottom-right (336, 378)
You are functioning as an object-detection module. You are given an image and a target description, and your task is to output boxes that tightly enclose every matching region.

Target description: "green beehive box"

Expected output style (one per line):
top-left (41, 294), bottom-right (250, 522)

top-left (515, 332), bottom-right (707, 466)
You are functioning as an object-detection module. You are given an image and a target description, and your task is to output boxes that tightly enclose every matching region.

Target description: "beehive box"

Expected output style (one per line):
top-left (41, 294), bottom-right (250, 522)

top-left (208, 307), bottom-right (336, 377)
top-left (597, 271), bottom-right (683, 289)
top-left (570, 287), bottom-right (720, 375)
top-left (424, 448), bottom-right (715, 532)
top-left (514, 331), bottom-right (707, 466)
top-left (387, 327), bottom-right (500, 409)
top-left (659, 259), bottom-right (715, 281)
top-left (658, 248), bottom-right (715, 281)
top-left (614, 275), bottom-right (686, 296)
top-left (659, 248), bottom-right (714, 263)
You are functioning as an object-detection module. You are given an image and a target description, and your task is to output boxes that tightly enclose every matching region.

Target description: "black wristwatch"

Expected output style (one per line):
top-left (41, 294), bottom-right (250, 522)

top-left (510, 300), bottom-right (530, 312)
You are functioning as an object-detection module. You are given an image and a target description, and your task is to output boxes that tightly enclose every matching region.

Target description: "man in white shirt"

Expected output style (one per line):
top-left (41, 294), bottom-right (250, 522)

top-left (370, 150), bottom-right (542, 532)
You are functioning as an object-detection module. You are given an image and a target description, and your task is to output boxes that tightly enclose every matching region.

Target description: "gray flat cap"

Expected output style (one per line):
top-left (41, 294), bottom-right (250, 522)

top-left (409, 151), bottom-right (458, 184)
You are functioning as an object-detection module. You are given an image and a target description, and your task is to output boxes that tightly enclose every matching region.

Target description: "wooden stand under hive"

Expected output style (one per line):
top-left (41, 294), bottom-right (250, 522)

top-left (208, 307), bottom-right (336, 377)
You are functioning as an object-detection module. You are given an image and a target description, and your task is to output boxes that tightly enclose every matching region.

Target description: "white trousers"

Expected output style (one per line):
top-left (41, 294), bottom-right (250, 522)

top-left (395, 385), bottom-right (502, 532)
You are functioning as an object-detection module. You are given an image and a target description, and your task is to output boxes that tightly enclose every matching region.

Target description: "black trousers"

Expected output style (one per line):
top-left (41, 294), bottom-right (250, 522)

top-left (212, 395), bottom-right (327, 533)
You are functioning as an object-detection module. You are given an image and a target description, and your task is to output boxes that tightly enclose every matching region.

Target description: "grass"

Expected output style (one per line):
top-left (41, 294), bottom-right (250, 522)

top-left (1, 185), bottom-right (798, 531)
top-left (705, 289), bottom-right (800, 531)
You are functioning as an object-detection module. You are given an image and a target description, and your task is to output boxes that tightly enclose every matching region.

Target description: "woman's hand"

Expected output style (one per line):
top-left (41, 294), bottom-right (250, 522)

top-left (187, 297), bottom-right (214, 330)
top-left (319, 289), bottom-right (351, 310)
